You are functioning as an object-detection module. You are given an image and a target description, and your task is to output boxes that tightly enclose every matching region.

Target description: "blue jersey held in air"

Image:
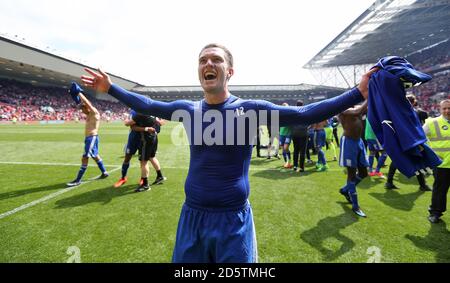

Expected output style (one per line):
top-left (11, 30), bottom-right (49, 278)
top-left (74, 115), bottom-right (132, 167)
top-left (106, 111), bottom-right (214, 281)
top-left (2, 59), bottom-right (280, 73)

top-left (108, 84), bottom-right (363, 210)
top-left (368, 62), bottom-right (442, 177)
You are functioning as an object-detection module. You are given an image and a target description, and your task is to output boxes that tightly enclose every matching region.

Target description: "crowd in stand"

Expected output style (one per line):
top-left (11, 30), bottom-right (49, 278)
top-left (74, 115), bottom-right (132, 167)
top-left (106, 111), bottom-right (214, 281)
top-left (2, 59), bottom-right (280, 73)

top-left (408, 40), bottom-right (450, 71)
top-left (0, 79), bottom-right (128, 122)
top-left (409, 71), bottom-right (450, 117)
top-left (406, 41), bottom-right (450, 117)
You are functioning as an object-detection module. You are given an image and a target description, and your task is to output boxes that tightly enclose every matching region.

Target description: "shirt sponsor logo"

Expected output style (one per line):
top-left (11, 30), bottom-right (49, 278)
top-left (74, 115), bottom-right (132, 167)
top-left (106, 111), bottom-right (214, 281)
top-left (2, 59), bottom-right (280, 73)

top-left (382, 120), bottom-right (396, 133)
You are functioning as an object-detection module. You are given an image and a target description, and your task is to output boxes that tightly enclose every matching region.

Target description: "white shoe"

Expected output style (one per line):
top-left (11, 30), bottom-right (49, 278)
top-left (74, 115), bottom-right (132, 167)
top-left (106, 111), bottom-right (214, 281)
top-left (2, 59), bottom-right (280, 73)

top-left (66, 180), bottom-right (81, 187)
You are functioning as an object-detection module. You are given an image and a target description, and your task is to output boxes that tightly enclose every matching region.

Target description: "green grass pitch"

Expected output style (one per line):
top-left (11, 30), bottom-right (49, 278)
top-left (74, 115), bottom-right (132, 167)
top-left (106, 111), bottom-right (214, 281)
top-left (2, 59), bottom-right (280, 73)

top-left (0, 122), bottom-right (449, 262)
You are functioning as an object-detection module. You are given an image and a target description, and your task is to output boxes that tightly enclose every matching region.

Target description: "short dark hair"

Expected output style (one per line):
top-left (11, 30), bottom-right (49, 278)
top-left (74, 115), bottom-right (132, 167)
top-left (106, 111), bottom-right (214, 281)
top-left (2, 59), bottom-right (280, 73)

top-left (200, 43), bottom-right (233, 67)
top-left (296, 100), bottom-right (304, 106)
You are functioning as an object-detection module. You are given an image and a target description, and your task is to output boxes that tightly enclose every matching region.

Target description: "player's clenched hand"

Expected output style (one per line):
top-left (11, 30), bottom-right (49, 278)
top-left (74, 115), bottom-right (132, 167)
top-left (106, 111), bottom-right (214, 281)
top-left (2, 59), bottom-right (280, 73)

top-left (357, 67), bottom-right (379, 99)
top-left (81, 68), bottom-right (112, 94)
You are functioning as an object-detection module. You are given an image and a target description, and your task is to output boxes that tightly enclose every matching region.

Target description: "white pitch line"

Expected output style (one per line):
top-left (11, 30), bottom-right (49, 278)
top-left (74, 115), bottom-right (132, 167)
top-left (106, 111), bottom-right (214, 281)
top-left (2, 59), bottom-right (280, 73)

top-left (0, 166), bottom-right (121, 220)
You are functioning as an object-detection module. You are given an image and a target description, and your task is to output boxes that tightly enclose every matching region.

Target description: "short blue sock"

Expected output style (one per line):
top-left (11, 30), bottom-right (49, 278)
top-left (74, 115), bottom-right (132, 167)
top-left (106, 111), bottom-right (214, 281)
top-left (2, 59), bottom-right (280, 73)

top-left (96, 159), bottom-right (106, 173)
top-left (368, 155), bottom-right (375, 172)
top-left (318, 150), bottom-right (326, 165)
top-left (346, 181), bottom-right (359, 210)
top-left (282, 150), bottom-right (287, 162)
top-left (376, 153), bottom-right (388, 172)
top-left (121, 163), bottom-right (130, 178)
top-left (75, 165), bottom-right (88, 182)
top-left (340, 184), bottom-right (348, 194)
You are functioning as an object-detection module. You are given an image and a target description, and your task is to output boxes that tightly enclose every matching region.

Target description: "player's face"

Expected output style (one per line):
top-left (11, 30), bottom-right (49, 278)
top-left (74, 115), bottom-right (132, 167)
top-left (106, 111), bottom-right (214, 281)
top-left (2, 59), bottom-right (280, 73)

top-left (198, 47), bottom-right (233, 94)
top-left (440, 101), bottom-right (450, 120)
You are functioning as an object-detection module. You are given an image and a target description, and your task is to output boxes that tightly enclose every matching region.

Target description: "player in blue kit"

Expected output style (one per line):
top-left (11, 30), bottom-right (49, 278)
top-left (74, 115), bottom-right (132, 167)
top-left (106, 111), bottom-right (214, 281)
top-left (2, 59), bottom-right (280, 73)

top-left (114, 110), bottom-right (141, 188)
top-left (67, 83), bottom-right (109, 187)
top-left (365, 121), bottom-right (387, 178)
top-left (313, 120), bottom-right (328, 171)
top-left (81, 43), bottom-right (375, 263)
top-left (306, 127), bottom-right (316, 164)
top-left (337, 100), bottom-right (369, 217)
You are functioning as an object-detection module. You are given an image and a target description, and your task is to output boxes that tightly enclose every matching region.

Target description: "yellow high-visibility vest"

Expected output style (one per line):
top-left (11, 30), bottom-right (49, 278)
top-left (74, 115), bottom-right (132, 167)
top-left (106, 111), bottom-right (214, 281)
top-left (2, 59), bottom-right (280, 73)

top-left (426, 116), bottom-right (450, 168)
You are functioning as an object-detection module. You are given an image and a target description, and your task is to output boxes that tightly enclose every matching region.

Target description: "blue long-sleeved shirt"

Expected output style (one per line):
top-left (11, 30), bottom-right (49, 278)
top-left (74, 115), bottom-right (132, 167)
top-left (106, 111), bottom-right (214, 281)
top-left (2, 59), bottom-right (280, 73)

top-left (109, 84), bottom-right (363, 210)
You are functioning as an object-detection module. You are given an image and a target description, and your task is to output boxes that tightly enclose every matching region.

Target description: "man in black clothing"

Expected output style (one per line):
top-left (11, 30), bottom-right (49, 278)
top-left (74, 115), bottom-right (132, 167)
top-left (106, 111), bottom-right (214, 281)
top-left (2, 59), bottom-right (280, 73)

top-left (408, 94), bottom-right (429, 124)
top-left (331, 116), bottom-right (340, 147)
top-left (291, 100), bottom-right (310, 172)
top-left (130, 113), bottom-right (166, 192)
top-left (255, 125), bottom-right (263, 158)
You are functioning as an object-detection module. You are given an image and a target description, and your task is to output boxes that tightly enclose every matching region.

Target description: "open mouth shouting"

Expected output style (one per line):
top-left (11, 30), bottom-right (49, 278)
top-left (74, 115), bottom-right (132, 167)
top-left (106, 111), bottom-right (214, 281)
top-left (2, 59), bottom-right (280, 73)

top-left (203, 71), bottom-right (217, 81)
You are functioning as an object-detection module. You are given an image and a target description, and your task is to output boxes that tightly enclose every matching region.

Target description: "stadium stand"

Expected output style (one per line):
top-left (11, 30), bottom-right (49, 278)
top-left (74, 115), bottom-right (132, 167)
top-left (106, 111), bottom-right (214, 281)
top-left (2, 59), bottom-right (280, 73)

top-left (0, 78), bottom-right (128, 122)
top-left (408, 70), bottom-right (449, 117)
top-left (406, 40), bottom-right (450, 117)
top-left (0, 34), bottom-right (142, 122)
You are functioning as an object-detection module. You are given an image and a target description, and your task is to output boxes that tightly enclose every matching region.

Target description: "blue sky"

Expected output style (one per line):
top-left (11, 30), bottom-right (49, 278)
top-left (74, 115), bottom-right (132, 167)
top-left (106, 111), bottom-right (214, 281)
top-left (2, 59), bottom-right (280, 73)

top-left (0, 0), bottom-right (375, 86)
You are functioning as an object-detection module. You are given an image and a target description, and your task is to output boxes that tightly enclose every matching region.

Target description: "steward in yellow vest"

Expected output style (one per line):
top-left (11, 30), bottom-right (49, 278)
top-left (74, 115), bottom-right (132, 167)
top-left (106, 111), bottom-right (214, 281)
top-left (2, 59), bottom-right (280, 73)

top-left (425, 115), bottom-right (450, 168)
top-left (423, 99), bottom-right (450, 223)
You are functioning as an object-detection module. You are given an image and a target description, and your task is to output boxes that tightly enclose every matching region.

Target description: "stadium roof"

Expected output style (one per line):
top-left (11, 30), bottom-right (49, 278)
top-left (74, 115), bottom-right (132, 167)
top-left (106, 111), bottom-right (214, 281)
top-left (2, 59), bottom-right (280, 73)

top-left (133, 84), bottom-right (343, 93)
top-left (0, 35), bottom-right (143, 90)
top-left (305, 0), bottom-right (450, 68)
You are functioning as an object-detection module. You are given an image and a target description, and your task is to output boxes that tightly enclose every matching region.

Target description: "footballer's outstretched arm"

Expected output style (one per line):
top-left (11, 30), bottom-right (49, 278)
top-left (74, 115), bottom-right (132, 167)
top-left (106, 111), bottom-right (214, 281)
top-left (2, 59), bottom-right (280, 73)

top-left (81, 68), bottom-right (192, 120)
top-left (257, 68), bottom-right (377, 126)
top-left (257, 87), bottom-right (364, 126)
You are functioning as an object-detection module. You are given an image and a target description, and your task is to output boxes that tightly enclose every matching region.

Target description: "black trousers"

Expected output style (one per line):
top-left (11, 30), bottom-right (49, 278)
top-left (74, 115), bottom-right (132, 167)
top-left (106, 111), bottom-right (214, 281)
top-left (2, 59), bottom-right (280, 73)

top-left (256, 130), bottom-right (261, 157)
top-left (387, 162), bottom-right (426, 187)
top-left (307, 135), bottom-right (316, 155)
top-left (429, 167), bottom-right (450, 217)
top-left (292, 135), bottom-right (308, 169)
top-left (332, 127), bottom-right (339, 146)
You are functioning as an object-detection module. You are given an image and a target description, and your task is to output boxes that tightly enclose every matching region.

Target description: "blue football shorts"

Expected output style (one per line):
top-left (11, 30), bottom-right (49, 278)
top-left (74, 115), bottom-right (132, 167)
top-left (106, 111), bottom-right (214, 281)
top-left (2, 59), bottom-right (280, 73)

top-left (339, 136), bottom-right (369, 168)
top-left (83, 135), bottom-right (99, 158)
top-left (314, 129), bottom-right (326, 148)
top-left (367, 139), bottom-right (384, 151)
top-left (279, 135), bottom-right (292, 146)
top-left (172, 201), bottom-right (258, 263)
top-left (125, 131), bottom-right (141, 155)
